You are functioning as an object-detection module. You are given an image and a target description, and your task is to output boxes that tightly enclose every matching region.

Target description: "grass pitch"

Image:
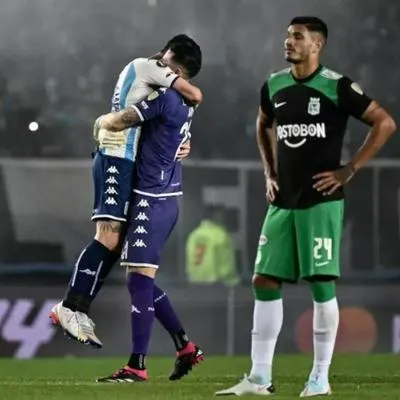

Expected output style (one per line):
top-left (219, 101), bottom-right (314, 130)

top-left (0, 355), bottom-right (399, 399)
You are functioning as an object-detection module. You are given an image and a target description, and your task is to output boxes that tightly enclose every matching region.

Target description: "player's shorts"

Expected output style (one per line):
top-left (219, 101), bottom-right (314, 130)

top-left (120, 193), bottom-right (179, 269)
top-left (91, 152), bottom-right (135, 223)
top-left (254, 200), bottom-right (344, 282)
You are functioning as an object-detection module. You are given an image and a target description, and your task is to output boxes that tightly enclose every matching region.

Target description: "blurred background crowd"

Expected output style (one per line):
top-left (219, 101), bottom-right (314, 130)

top-left (0, 0), bottom-right (398, 160)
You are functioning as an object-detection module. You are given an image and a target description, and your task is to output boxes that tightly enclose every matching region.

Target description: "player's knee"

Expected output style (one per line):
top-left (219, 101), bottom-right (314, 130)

top-left (252, 274), bottom-right (281, 289)
top-left (95, 220), bottom-right (122, 251)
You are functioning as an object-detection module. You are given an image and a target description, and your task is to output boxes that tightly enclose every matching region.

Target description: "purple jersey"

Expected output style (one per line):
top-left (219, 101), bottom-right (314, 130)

top-left (131, 88), bottom-right (194, 197)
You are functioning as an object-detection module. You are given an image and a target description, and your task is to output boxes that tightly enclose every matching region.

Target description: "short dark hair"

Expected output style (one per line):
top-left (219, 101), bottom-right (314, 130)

top-left (289, 16), bottom-right (328, 41)
top-left (163, 34), bottom-right (202, 78)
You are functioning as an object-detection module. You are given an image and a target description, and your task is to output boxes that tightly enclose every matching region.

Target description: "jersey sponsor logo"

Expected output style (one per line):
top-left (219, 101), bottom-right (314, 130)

top-left (274, 101), bottom-right (286, 109)
top-left (106, 166), bottom-right (119, 174)
top-left (132, 239), bottom-right (147, 248)
top-left (105, 197), bottom-right (118, 205)
top-left (307, 97), bottom-right (321, 116)
top-left (351, 82), bottom-right (363, 95)
top-left (277, 123), bottom-right (326, 148)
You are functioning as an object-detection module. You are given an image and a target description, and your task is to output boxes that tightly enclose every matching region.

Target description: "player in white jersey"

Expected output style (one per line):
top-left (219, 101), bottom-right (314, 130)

top-left (50, 35), bottom-right (202, 349)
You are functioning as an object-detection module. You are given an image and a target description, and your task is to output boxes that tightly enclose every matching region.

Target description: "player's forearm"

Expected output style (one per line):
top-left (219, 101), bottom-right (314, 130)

top-left (173, 78), bottom-right (202, 105)
top-left (98, 108), bottom-right (141, 132)
top-left (350, 116), bottom-right (396, 171)
top-left (256, 118), bottom-right (277, 177)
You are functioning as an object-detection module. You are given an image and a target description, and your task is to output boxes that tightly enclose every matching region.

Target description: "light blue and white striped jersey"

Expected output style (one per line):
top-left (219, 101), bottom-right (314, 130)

top-left (100, 58), bottom-right (179, 160)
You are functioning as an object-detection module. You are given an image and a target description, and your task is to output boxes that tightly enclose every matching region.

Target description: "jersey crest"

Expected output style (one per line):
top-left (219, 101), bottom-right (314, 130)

top-left (307, 97), bottom-right (321, 116)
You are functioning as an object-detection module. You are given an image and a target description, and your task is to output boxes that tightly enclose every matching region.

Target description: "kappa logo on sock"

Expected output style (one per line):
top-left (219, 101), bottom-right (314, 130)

top-left (148, 307), bottom-right (155, 312)
top-left (79, 268), bottom-right (96, 276)
top-left (131, 305), bottom-right (141, 314)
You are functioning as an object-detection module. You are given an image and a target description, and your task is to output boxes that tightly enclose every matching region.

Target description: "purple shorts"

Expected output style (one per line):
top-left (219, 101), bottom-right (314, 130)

top-left (120, 193), bottom-right (179, 269)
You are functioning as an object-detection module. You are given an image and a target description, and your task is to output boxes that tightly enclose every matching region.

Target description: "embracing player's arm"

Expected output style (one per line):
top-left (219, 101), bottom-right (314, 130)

top-left (95, 108), bottom-right (142, 132)
top-left (95, 89), bottom-right (169, 132)
top-left (143, 58), bottom-right (202, 105)
top-left (257, 81), bottom-right (278, 201)
top-left (313, 77), bottom-right (396, 195)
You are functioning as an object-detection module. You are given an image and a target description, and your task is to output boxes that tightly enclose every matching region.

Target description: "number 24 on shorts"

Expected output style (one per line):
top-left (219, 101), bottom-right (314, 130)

top-left (313, 237), bottom-right (333, 266)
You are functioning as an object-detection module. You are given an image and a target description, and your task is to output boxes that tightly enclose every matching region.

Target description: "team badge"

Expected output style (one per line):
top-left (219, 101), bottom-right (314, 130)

top-left (307, 97), bottom-right (321, 116)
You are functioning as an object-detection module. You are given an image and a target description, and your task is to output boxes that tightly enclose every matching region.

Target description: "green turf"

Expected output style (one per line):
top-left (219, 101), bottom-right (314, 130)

top-left (0, 355), bottom-right (399, 399)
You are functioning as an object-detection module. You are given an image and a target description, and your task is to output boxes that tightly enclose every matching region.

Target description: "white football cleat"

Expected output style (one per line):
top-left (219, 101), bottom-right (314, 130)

top-left (76, 311), bottom-right (103, 349)
top-left (215, 375), bottom-right (275, 396)
top-left (299, 379), bottom-right (332, 397)
top-left (50, 302), bottom-right (89, 344)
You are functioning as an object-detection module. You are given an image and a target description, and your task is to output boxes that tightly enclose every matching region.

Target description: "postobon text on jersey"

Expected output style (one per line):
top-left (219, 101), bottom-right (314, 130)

top-left (277, 123), bottom-right (326, 148)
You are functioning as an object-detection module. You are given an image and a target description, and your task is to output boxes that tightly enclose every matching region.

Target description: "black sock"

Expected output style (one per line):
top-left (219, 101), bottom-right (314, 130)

top-left (63, 240), bottom-right (119, 313)
top-left (128, 353), bottom-right (146, 370)
top-left (170, 329), bottom-right (190, 352)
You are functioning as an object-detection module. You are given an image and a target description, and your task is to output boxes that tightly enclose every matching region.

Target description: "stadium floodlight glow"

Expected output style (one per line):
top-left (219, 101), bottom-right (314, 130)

top-left (28, 121), bottom-right (39, 132)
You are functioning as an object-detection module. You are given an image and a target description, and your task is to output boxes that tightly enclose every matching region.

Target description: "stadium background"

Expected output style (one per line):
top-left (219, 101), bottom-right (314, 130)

top-left (0, 0), bottom-right (399, 359)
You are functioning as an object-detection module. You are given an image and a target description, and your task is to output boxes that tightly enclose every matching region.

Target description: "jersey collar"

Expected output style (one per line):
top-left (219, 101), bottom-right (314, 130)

top-left (290, 64), bottom-right (323, 83)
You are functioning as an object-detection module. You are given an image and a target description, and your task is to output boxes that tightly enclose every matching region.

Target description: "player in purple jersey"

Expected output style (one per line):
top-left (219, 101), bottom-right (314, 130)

top-left (50, 36), bottom-right (201, 352)
top-left (95, 46), bottom-right (202, 383)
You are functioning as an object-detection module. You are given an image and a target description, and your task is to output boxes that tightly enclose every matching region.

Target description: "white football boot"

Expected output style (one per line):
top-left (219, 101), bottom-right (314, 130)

top-left (50, 302), bottom-right (89, 344)
top-left (215, 375), bottom-right (275, 396)
top-left (76, 311), bottom-right (103, 349)
top-left (299, 378), bottom-right (332, 397)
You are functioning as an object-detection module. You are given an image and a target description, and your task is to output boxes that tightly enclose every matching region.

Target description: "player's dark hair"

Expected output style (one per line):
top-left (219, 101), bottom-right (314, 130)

top-left (289, 16), bottom-right (328, 41)
top-left (163, 34), bottom-right (202, 78)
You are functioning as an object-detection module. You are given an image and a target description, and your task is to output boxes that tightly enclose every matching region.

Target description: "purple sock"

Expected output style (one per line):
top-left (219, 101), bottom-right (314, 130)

top-left (63, 240), bottom-right (119, 313)
top-left (127, 273), bottom-right (155, 369)
top-left (154, 285), bottom-right (189, 351)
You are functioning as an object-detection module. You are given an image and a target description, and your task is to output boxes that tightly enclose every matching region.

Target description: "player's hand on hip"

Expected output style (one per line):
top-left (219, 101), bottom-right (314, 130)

top-left (313, 163), bottom-right (356, 195)
top-left (98, 128), bottom-right (127, 149)
top-left (177, 140), bottom-right (191, 160)
top-left (266, 175), bottom-right (279, 202)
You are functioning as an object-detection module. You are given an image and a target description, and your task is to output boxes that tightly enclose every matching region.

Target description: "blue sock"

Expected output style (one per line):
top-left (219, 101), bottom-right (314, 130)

top-left (127, 273), bottom-right (155, 370)
top-left (154, 285), bottom-right (189, 351)
top-left (63, 240), bottom-right (119, 313)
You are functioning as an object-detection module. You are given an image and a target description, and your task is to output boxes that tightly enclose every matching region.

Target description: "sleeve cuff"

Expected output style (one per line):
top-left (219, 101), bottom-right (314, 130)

top-left (170, 76), bottom-right (180, 88)
top-left (131, 105), bottom-right (145, 122)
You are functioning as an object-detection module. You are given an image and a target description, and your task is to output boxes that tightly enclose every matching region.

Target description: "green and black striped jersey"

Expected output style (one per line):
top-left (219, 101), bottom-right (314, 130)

top-left (260, 65), bottom-right (372, 209)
